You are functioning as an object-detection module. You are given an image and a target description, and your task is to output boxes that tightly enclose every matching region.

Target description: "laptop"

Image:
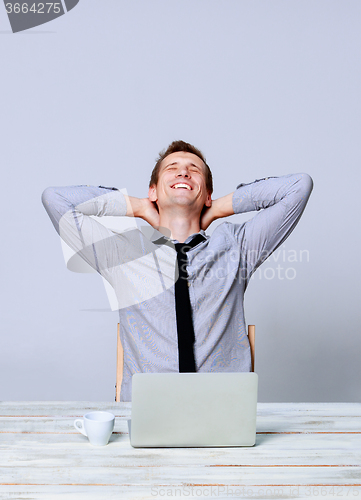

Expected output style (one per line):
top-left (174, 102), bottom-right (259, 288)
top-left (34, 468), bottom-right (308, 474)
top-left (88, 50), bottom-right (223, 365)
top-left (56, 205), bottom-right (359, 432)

top-left (129, 372), bottom-right (258, 447)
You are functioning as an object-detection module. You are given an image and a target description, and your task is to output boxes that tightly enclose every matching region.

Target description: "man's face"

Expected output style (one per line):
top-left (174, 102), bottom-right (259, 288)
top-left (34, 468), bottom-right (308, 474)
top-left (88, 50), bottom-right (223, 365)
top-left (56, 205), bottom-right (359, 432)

top-left (148, 151), bottom-right (212, 213)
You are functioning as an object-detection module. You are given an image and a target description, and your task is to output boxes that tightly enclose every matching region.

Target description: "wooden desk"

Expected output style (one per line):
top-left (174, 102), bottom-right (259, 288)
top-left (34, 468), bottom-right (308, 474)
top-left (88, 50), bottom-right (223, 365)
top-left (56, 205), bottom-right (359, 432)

top-left (1, 402), bottom-right (360, 499)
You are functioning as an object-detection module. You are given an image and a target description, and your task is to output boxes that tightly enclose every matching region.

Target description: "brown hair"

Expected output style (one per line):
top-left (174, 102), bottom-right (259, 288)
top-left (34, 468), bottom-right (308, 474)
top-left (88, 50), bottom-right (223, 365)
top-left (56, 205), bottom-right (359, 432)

top-left (149, 140), bottom-right (213, 194)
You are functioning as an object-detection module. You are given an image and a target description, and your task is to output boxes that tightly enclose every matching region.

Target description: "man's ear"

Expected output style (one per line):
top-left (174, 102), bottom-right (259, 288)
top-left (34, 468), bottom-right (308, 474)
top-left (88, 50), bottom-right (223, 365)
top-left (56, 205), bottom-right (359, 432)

top-left (204, 191), bottom-right (212, 208)
top-left (148, 185), bottom-right (158, 202)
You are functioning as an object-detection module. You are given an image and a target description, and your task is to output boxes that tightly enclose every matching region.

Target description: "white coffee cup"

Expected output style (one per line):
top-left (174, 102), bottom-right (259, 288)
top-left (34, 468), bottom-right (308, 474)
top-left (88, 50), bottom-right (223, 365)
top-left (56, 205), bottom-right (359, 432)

top-left (74, 411), bottom-right (115, 446)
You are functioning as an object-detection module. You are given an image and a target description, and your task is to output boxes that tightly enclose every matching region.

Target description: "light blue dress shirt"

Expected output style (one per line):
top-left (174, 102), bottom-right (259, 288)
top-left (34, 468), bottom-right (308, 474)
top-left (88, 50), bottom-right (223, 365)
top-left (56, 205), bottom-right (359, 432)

top-left (42, 173), bottom-right (313, 400)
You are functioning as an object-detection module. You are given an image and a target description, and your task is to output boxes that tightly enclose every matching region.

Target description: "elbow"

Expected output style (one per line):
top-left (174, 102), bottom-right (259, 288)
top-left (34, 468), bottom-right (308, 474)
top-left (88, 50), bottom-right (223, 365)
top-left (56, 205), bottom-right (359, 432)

top-left (302, 173), bottom-right (313, 192)
top-left (41, 187), bottom-right (56, 208)
top-left (295, 173), bottom-right (313, 199)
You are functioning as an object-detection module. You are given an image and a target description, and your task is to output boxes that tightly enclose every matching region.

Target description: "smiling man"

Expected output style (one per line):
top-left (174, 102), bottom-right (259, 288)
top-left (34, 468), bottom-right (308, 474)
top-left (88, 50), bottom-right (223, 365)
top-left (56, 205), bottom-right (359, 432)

top-left (126, 148), bottom-right (212, 243)
top-left (42, 140), bottom-right (313, 400)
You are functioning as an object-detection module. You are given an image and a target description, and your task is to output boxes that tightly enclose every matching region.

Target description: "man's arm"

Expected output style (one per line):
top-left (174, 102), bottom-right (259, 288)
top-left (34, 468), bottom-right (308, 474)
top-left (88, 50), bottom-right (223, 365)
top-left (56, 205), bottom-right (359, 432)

top-left (236, 173), bottom-right (313, 280)
top-left (200, 193), bottom-right (234, 230)
top-left (125, 196), bottom-right (160, 228)
top-left (42, 186), bottom-right (160, 280)
top-left (201, 173), bottom-right (313, 280)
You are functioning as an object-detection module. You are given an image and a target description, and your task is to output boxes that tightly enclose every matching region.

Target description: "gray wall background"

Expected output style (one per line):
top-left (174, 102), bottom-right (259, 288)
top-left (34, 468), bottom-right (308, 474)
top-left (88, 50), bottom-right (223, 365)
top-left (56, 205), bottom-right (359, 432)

top-left (1, 0), bottom-right (360, 402)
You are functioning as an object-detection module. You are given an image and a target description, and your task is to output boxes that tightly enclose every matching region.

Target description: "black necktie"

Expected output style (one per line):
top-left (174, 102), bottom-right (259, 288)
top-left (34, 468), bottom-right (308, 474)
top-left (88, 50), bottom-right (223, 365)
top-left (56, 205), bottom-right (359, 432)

top-left (174, 234), bottom-right (206, 372)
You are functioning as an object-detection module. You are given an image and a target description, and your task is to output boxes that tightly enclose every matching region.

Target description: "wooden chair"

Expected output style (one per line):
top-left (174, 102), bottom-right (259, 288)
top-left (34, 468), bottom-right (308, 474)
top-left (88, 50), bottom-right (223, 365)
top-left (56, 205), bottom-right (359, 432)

top-left (248, 324), bottom-right (256, 373)
top-left (115, 323), bottom-right (255, 402)
top-left (115, 323), bottom-right (124, 403)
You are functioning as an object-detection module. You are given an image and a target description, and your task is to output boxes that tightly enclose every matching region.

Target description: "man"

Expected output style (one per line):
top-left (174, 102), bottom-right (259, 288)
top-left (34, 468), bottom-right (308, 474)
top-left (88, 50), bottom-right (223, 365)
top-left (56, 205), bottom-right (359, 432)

top-left (42, 140), bottom-right (313, 401)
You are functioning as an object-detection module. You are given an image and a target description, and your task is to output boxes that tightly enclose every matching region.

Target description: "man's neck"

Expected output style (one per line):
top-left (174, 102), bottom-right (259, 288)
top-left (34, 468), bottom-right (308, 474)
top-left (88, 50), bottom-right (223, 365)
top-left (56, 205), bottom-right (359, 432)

top-left (158, 211), bottom-right (201, 243)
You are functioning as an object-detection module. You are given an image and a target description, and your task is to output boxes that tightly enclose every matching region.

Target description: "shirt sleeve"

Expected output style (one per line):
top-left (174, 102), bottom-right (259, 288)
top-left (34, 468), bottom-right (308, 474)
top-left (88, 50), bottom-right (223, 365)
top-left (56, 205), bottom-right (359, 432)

top-left (231, 173), bottom-right (313, 284)
top-left (41, 185), bottom-right (131, 284)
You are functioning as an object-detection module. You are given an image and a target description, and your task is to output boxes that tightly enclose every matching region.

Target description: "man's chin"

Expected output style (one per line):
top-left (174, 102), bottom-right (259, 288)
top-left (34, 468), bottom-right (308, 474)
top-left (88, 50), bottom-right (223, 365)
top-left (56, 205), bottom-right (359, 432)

top-left (160, 197), bottom-right (202, 213)
top-left (173, 198), bottom-right (200, 209)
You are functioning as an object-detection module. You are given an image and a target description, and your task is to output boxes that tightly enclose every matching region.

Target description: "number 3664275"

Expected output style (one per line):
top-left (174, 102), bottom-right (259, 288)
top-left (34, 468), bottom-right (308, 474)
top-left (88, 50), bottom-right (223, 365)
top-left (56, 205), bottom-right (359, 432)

top-left (5, 3), bottom-right (62, 14)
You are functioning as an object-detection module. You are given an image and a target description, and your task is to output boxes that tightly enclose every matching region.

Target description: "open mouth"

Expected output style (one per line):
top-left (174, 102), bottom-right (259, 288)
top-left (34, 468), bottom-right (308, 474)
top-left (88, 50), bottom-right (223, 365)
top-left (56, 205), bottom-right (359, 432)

top-left (171, 183), bottom-right (192, 190)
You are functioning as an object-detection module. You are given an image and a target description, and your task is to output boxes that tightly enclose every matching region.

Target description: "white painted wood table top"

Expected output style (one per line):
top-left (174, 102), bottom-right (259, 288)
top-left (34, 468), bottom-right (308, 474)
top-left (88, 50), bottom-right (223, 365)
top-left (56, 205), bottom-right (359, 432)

top-left (0, 402), bottom-right (360, 499)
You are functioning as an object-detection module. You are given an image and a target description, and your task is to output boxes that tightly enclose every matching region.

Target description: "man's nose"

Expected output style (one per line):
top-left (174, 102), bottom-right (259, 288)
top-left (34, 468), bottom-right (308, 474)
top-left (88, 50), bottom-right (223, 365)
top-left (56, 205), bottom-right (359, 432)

top-left (176, 167), bottom-right (190, 177)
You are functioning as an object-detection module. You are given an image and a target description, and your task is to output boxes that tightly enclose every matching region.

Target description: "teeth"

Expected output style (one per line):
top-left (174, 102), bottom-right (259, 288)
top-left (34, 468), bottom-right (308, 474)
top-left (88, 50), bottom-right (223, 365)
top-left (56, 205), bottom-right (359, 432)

top-left (173, 183), bottom-right (191, 190)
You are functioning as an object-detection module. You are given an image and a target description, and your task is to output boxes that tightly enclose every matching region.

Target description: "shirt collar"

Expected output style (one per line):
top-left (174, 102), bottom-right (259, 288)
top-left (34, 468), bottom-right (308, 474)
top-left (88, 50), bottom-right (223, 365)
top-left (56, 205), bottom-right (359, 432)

top-left (152, 230), bottom-right (207, 247)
